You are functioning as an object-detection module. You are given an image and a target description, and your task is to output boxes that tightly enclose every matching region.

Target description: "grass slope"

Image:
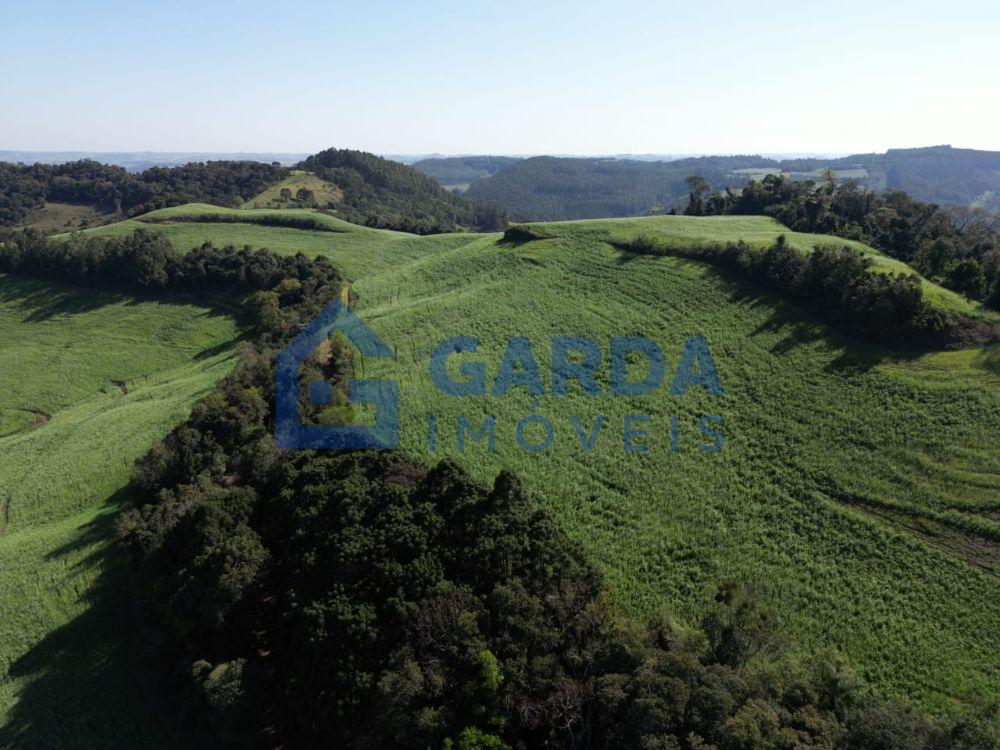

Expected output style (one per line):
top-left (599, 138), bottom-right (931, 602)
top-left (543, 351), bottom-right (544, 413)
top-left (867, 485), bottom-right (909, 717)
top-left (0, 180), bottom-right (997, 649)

top-left (342, 220), bottom-right (998, 715)
top-left (66, 204), bottom-right (476, 280)
top-left (47, 207), bottom-right (1000, 716)
top-left (17, 202), bottom-right (116, 233)
top-left (524, 215), bottom-right (998, 319)
top-left (0, 275), bottom-right (241, 748)
top-left (74, 207), bottom-right (993, 319)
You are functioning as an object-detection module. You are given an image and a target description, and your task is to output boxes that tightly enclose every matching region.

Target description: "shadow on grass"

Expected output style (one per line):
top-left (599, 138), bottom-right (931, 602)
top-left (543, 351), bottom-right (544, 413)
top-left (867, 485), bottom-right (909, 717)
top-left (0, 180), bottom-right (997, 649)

top-left (613, 250), bottom-right (943, 374)
top-left (0, 491), bottom-right (209, 750)
top-left (0, 276), bottom-right (123, 321)
top-left (0, 273), bottom-right (243, 329)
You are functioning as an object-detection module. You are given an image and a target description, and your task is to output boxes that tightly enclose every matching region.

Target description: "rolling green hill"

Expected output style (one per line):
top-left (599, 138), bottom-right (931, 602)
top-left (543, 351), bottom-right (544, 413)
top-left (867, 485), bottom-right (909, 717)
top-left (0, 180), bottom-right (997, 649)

top-left (0, 275), bottom-right (242, 748)
top-left (73, 206), bottom-right (996, 320)
top-left (74, 207), bottom-right (1000, 709)
top-left (6, 208), bottom-right (999, 743)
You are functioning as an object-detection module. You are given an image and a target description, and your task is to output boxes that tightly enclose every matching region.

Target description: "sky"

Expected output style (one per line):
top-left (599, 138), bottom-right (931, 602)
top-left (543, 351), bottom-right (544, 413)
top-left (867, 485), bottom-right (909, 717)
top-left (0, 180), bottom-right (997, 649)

top-left (1, 0), bottom-right (998, 156)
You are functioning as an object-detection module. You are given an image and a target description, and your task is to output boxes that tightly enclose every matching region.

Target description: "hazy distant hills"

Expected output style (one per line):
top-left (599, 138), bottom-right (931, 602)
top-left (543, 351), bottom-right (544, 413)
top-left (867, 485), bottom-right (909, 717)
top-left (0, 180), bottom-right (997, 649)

top-left (0, 151), bottom-right (309, 172)
top-left (4, 145), bottom-right (998, 221)
top-left (413, 145), bottom-right (1000, 220)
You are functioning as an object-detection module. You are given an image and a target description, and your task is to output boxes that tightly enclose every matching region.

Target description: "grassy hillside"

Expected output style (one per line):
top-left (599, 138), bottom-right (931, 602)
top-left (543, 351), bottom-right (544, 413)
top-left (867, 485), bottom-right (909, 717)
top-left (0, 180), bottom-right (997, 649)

top-left (346, 221), bottom-right (999, 715)
top-left (0, 275), bottom-right (241, 748)
top-left (75, 207), bottom-right (995, 319)
top-left (66, 203), bottom-right (481, 281)
top-left (36, 207), bottom-right (1000, 719)
top-left (522, 215), bottom-right (1000, 320)
top-left (17, 201), bottom-right (117, 233)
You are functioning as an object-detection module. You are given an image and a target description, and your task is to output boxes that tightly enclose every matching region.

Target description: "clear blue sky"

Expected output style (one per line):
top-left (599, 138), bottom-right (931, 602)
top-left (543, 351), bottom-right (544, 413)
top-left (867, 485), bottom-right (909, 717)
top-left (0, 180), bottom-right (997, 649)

top-left (1, 0), bottom-right (997, 155)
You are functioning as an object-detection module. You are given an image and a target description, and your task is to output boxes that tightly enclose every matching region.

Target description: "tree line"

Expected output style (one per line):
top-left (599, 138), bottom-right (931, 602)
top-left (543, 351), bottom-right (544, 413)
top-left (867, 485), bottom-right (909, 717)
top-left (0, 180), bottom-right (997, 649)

top-left (0, 228), bottom-right (341, 336)
top-left (682, 174), bottom-right (1000, 310)
top-left (464, 155), bottom-right (774, 221)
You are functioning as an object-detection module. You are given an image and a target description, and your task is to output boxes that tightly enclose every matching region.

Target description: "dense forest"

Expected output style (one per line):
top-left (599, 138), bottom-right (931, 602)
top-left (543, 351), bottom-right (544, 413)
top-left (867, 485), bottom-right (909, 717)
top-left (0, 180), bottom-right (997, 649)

top-left (1, 228), bottom-right (994, 748)
top-left (296, 148), bottom-right (506, 232)
top-left (463, 155), bottom-right (774, 220)
top-left (683, 174), bottom-right (1000, 309)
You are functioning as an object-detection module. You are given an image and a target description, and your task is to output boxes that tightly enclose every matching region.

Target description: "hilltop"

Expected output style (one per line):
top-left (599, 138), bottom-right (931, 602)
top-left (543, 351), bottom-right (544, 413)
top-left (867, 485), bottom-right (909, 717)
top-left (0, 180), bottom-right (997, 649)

top-left (294, 148), bottom-right (505, 232)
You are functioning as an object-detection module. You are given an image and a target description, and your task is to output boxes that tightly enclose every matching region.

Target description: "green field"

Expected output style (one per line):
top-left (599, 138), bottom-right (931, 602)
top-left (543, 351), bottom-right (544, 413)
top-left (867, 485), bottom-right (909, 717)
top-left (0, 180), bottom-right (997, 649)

top-left (0, 275), bottom-right (242, 748)
top-left (14, 206), bottom-right (1000, 738)
top-left (66, 203), bottom-right (464, 281)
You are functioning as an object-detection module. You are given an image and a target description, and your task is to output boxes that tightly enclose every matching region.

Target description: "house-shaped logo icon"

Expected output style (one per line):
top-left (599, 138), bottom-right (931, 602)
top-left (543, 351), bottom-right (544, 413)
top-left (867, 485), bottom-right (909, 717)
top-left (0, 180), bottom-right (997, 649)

top-left (275, 299), bottom-right (399, 449)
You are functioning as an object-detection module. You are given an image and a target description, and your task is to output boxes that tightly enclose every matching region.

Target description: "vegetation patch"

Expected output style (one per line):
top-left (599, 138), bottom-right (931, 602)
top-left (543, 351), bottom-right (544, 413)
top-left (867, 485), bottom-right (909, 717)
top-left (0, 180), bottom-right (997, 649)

top-left (501, 224), bottom-right (549, 243)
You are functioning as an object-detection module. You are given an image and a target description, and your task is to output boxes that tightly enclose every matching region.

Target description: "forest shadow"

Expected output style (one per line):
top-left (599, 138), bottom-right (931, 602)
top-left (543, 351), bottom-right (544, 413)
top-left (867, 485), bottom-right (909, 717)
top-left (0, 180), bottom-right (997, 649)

top-left (0, 495), bottom-right (208, 749)
top-left (0, 273), bottom-right (242, 327)
top-left (670, 260), bottom-right (936, 375)
top-left (0, 276), bottom-right (124, 321)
